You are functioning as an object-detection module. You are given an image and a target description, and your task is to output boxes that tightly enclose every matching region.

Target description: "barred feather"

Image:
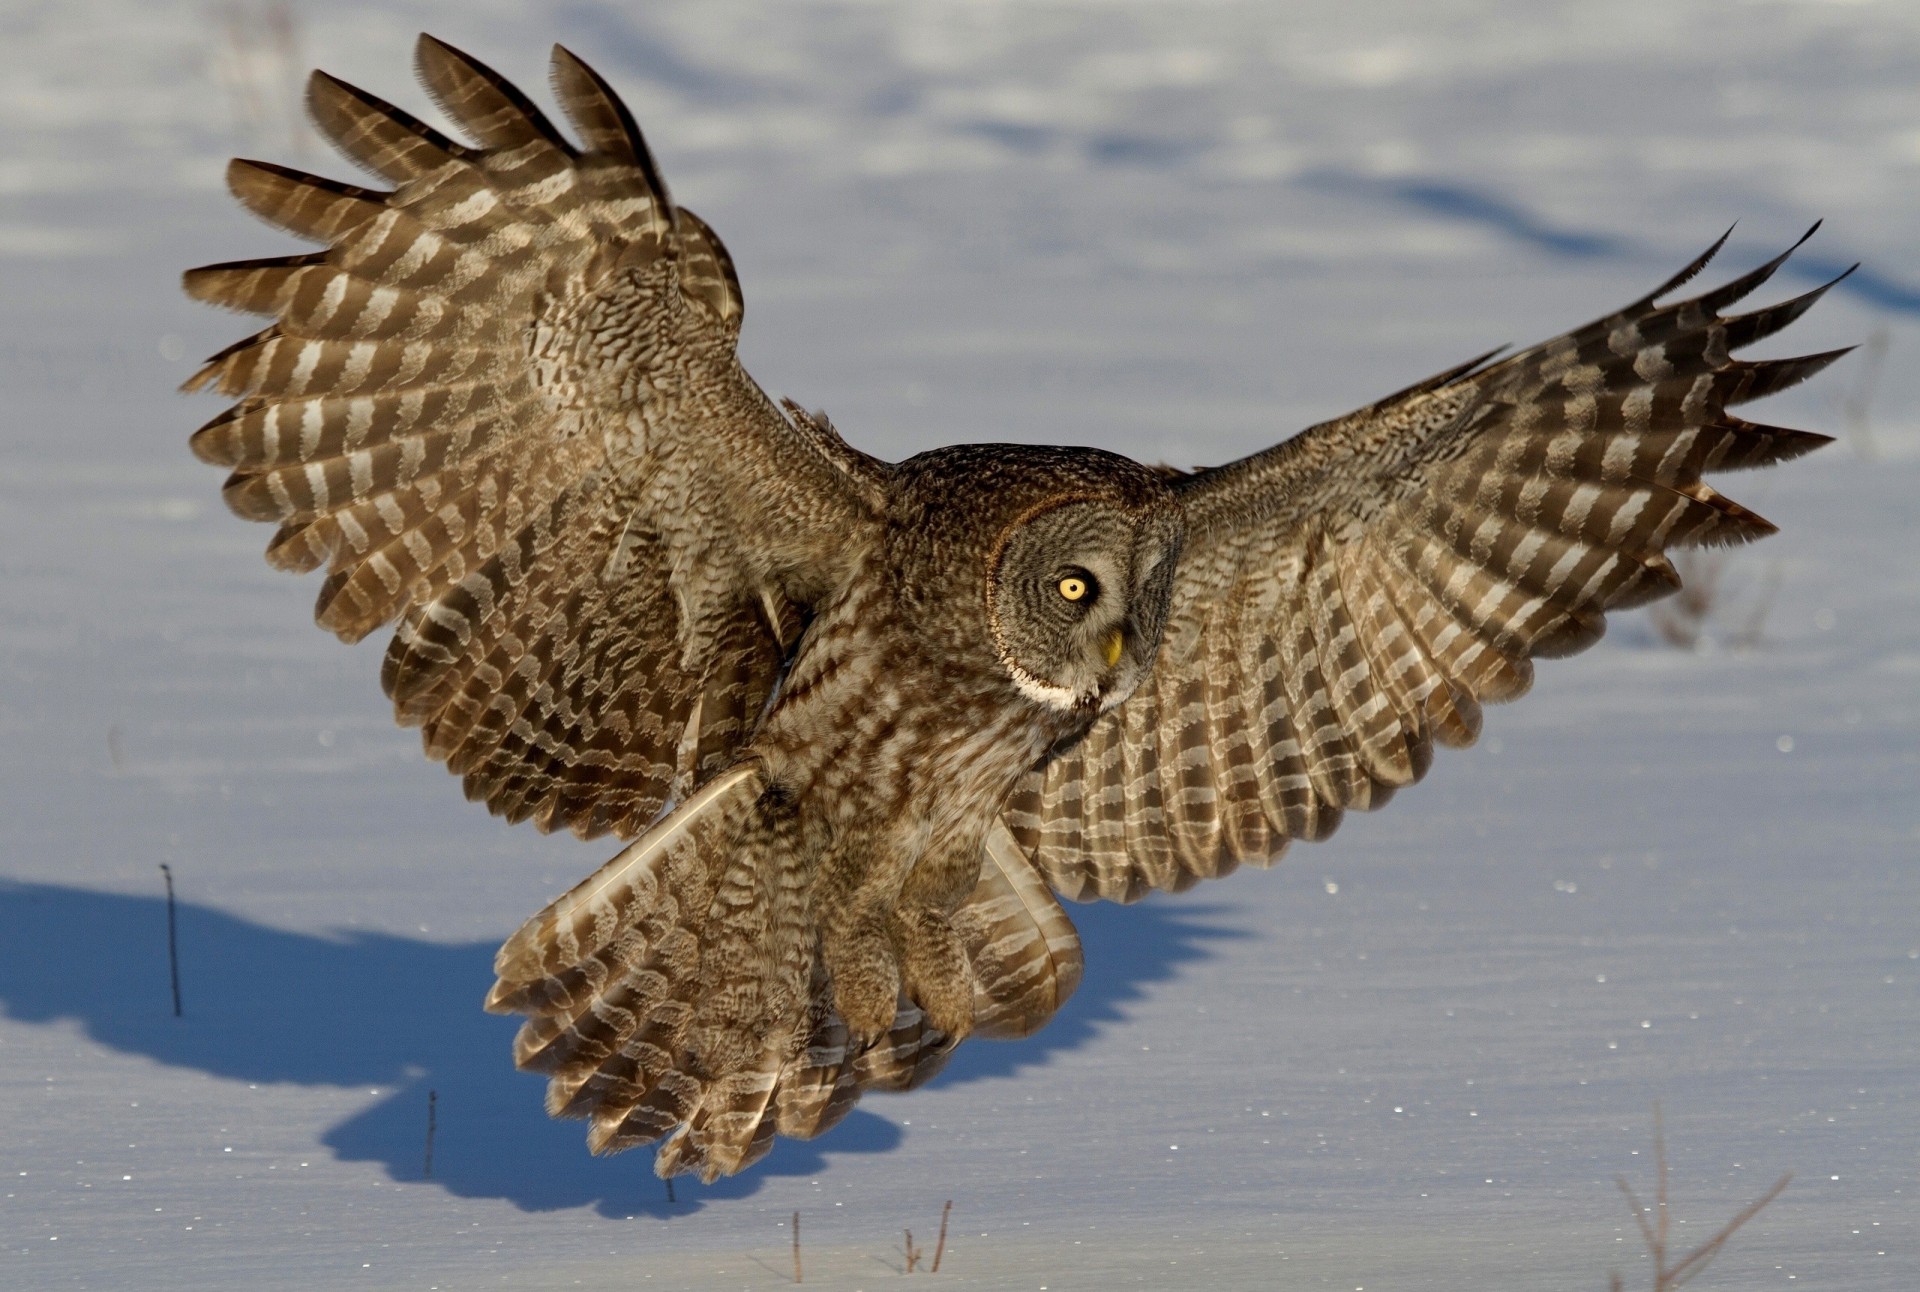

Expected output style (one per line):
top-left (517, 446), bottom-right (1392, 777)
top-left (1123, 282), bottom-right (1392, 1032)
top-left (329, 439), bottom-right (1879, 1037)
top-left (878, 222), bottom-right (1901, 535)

top-left (184, 34), bottom-right (879, 837)
top-left (415, 35), bottom-right (574, 153)
top-left (549, 43), bottom-right (670, 198)
top-left (486, 788), bottom-right (1076, 1180)
top-left (307, 70), bottom-right (466, 182)
top-left (1004, 232), bottom-right (1838, 902)
top-left (226, 159), bottom-right (388, 243)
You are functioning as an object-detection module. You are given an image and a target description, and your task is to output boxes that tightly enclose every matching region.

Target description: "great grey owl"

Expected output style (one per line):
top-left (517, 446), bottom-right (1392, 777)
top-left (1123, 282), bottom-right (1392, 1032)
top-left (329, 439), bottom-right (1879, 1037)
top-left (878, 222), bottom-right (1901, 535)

top-left (183, 36), bottom-right (1843, 1181)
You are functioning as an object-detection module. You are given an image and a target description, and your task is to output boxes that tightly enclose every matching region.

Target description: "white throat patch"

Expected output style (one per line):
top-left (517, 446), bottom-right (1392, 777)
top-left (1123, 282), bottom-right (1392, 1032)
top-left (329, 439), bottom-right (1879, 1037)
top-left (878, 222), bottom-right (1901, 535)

top-left (1003, 658), bottom-right (1086, 711)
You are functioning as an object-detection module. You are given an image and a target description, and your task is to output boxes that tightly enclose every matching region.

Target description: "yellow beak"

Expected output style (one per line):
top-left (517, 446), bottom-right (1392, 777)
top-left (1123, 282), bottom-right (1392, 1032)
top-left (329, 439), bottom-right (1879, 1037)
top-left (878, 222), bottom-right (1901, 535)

top-left (1102, 628), bottom-right (1125, 669)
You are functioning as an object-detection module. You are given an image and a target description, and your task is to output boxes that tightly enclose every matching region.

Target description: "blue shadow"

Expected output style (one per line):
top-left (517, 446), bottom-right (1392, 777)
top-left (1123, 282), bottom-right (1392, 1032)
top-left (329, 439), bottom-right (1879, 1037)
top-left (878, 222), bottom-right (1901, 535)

top-left (1303, 169), bottom-right (1628, 260)
top-left (1305, 168), bottom-right (1920, 314)
top-left (1376, 177), bottom-right (1623, 258)
top-left (0, 877), bottom-right (1237, 1217)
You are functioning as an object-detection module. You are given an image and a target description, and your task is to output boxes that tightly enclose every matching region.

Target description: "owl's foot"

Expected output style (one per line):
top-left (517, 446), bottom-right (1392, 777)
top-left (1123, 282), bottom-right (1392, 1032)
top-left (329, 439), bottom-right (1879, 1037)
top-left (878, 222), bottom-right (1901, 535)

top-left (824, 914), bottom-right (901, 1044)
top-left (826, 908), bottom-right (977, 1045)
top-left (893, 906), bottom-right (975, 1042)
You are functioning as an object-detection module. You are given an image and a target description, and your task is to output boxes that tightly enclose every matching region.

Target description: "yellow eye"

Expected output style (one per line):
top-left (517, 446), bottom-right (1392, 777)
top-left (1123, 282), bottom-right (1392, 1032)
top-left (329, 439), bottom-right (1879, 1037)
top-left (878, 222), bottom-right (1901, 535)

top-left (1058, 576), bottom-right (1088, 601)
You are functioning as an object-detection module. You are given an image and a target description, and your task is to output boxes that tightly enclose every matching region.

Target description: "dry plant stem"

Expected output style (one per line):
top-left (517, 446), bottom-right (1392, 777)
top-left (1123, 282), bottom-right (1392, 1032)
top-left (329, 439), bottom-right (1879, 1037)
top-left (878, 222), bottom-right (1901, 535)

top-left (422, 1089), bottom-right (437, 1179)
top-left (791, 1210), bottom-right (801, 1284)
top-left (932, 1200), bottom-right (952, 1273)
top-left (1668, 1175), bottom-right (1790, 1289)
top-left (1614, 1104), bottom-right (1791, 1291)
top-left (159, 864), bottom-right (182, 1018)
top-left (1658, 1101), bottom-right (1668, 1262)
top-left (904, 1228), bottom-right (921, 1273)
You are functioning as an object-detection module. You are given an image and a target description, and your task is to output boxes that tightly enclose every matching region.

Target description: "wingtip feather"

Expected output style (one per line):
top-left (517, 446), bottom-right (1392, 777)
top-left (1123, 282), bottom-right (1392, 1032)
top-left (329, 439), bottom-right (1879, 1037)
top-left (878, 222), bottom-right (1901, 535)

top-left (1639, 224), bottom-right (1735, 307)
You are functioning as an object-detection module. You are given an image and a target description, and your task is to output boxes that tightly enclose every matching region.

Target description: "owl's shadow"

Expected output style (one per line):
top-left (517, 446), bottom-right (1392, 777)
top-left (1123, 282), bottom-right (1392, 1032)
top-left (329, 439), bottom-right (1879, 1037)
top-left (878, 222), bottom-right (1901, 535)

top-left (0, 878), bottom-right (1239, 1218)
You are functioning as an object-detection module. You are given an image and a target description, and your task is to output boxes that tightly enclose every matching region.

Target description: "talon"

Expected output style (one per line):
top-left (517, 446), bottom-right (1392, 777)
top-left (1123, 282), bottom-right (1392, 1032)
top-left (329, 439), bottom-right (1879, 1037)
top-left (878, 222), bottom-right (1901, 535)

top-left (836, 987), bottom-right (900, 1047)
top-left (894, 907), bottom-right (976, 1042)
top-left (825, 914), bottom-right (902, 1042)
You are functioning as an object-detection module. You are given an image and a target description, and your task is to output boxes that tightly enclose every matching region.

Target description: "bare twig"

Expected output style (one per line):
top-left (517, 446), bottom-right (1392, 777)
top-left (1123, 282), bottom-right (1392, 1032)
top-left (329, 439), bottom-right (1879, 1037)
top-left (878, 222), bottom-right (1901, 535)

top-left (904, 1228), bottom-right (921, 1273)
top-left (159, 864), bottom-right (182, 1018)
top-left (1655, 1103), bottom-right (1669, 1265)
top-left (1661, 1173), bottom-right (1791, 1289)
top-left (931, 1200), bottom-right (952, 1273)
top-left (1613, 1105), bottom-right (1790, 1290)
top-left (422, 1089), bottom-right (437, 1179)
top-left (791, 1210), bottom-right (802, 1284)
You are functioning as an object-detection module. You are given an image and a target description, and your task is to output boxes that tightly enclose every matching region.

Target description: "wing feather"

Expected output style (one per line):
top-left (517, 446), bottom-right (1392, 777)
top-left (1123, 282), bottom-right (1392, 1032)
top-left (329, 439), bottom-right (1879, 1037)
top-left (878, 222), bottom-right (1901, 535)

top-left (1004, 232), bottom-right (1838, 901)
top-left (184, 37), bottom-right (887, 839)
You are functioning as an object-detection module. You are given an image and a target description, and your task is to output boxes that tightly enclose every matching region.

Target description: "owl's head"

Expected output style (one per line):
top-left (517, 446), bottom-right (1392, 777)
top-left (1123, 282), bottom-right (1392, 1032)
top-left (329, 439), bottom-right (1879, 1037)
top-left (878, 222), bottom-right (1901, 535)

top-left (891, 444), bottom-right (1185, 715)
top-left (985, 489), bottom-right (1182, 712)
top-left (877, 444), bottom-right (1168, 720)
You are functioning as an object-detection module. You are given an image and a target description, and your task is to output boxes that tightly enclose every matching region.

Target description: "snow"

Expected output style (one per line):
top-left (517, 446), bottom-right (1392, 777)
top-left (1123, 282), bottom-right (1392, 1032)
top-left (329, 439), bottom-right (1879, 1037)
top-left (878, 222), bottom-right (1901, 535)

top-left (3, 1), bottom-right (1917, 1287)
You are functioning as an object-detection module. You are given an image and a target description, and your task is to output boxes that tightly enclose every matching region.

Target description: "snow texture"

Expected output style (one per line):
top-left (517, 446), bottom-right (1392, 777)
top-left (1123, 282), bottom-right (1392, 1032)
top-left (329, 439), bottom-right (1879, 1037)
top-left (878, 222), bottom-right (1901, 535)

top-left (2, 1), bottom-right (1916, 1287)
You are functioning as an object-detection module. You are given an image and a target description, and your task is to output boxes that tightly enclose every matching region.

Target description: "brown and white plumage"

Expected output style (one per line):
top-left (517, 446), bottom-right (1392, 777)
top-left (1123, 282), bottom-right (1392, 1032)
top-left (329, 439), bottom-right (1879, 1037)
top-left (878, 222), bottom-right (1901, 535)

top-left (186, 36), bottom-right (875, 839)
top-left (184, 35), bottom-right (1838, 1180)
top-left (1001, 231), bottom-right (1844, 901)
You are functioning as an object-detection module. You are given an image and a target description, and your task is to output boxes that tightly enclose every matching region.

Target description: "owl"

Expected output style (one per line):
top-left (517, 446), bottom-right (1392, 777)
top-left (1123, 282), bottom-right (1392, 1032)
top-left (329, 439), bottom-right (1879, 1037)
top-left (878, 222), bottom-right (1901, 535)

top-left (183, 36), bottom-right (1843, 1182)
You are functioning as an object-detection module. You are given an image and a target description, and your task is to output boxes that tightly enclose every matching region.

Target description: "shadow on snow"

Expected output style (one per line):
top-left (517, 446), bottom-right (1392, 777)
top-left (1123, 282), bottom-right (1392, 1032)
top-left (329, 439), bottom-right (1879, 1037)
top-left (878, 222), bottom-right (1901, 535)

top-left (1303, 167), bottom-right (1920, 313)
top-left (0, 877), bottom-right (1241, 1218)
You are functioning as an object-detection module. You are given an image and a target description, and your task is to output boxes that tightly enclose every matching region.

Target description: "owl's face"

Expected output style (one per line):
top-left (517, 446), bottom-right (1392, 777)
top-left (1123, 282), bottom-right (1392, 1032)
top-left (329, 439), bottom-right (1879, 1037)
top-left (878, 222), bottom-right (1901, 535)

top-left (986, 496), bottom-right (1183, 713)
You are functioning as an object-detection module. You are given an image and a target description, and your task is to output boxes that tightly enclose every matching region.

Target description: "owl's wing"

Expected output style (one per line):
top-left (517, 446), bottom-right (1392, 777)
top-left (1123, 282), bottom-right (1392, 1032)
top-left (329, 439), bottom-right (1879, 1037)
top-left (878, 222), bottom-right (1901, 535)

top-left (184, 37), bottom-right (887, 839)
top-left (1003, 231), bottom-right (1842, 902)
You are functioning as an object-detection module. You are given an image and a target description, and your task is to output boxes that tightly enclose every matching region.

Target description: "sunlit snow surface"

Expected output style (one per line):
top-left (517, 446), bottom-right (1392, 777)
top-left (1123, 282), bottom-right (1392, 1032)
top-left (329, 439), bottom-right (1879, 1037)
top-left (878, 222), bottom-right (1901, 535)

top-left (3, 2), bottom-right (1917, 1287)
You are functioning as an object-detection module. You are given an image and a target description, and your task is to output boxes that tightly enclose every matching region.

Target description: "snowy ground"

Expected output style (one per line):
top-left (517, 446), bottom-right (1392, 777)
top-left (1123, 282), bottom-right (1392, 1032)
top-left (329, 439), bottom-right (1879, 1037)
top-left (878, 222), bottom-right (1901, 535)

top-left (2, 2), bottom-right (1917, 1288)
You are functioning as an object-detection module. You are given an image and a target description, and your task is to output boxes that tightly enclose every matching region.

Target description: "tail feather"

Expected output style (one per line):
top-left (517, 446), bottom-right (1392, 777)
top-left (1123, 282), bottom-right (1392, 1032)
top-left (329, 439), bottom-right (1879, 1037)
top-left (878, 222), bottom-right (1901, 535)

top-left (484, 786), bottom-right (1090, 1178)
top-left (490, 764), bottom-right (761, 988)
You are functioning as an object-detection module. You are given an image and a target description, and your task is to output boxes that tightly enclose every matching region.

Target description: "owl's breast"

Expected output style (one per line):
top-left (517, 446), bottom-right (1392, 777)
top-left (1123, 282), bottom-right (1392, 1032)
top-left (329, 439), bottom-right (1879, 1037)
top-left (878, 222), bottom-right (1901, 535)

top-left (755, 577), bottom-right (1071, 843)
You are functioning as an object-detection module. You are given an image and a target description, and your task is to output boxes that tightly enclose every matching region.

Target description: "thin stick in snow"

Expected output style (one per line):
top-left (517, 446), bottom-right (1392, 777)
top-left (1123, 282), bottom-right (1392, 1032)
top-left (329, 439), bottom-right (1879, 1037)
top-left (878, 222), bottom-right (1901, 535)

top-left (159, 864), bottom-right (182, 1018)
top-left (791, 1210), bottom-right (802, 1283)
top-left (423, 1089), bottom-right (437, 1179)
top-left (1613, 1103), bottom-right (1791, 1291)
top-left (931, 1200), bottom-right (952, 1273)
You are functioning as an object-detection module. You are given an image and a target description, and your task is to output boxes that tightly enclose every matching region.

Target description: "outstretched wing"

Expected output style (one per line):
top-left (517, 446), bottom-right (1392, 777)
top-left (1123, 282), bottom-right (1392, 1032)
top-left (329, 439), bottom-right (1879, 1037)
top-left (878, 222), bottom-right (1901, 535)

top-left (1003, 231), bottom-right (1842, 902)
top-left (184, 37), bottom-right (887, 839)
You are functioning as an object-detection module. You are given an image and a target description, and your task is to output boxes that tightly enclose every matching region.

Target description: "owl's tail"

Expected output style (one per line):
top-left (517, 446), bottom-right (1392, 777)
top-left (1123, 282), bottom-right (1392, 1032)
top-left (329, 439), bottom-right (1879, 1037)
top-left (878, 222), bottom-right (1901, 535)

top-left (484, 761), bottom-right (778, 1178)
top-left (485, 764), bottom-right (1085, 1180)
